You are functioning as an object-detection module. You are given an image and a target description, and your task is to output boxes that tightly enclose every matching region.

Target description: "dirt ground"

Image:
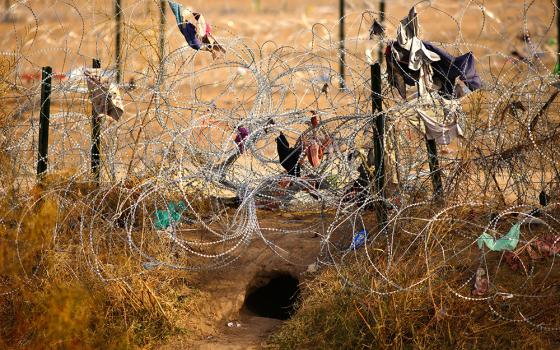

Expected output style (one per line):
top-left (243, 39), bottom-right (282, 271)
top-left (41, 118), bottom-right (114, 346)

top-left (156, 211), bottom-right (346, 350)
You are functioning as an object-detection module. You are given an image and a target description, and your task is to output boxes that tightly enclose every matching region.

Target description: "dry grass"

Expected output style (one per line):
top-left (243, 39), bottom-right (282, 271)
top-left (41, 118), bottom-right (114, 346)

top-left (0, 184), bottom-right (201, 349)
top-left (269, 205), bottom-right (560, 349)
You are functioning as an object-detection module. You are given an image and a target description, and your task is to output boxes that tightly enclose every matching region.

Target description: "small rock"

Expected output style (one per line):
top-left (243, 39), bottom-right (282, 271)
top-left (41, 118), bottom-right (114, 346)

top-left (307, 262), bottom-right (318, 273)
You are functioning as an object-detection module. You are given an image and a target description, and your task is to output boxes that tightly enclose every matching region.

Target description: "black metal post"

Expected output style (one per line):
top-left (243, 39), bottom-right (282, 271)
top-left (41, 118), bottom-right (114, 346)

top-left (37, 66), bottom-right (52, 178)
top-left (426, 138), bottom-right (443, 199)
top-left (91, 59), bottom-right (101, 183)
top-left (339, 0), bottom-right (345, 89)
top-left (557, 0), bottom-right (560, 73)
top-left (378, 0), bottom-right (385, 61)
top-left (115, 0), bottom-right (123, 83)
top-left (159, 0), bottom-right (166, 76)
top-left (371, 63), bottom-right (387, 229)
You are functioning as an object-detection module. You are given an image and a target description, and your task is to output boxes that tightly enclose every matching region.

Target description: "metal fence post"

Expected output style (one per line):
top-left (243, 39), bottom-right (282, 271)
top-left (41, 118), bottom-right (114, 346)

top-left (91, 59), bottom-right (101, 183)
top-left (37, 66), bottom-right (52, 178)
top-left (556, 0), bottom-right (560, 73)
top-left (339, 0), bottom-right (345, 89)
top-left (371, 63), bottom-right (387, 230)
top-left (378, 0), bottom-right (385, 61)
top-left (159, 0), bottom-right (166, 81)
top-left (115, 0), bottom-right (123, 83)
top-left (426, 138), bottom-right (443, 199)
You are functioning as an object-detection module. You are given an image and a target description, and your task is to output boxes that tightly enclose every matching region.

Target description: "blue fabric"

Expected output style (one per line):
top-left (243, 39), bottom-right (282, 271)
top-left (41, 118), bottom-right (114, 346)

top-left (349, 229), bottom-right (368, 250)
top-left (168, 1), bottom-right (203, 50)
top-left (168, 1), bottom-right (183, 25)
top-left (423, 42), bottom-right (482, 97)
top-left (179, 23), bottom-right (202, 50)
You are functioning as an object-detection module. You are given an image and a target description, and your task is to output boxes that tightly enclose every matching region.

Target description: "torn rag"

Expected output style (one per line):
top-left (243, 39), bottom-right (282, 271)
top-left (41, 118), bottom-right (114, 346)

top-left (234, 127), bottom-right (249, 153)
top-left (167, 1), bottom-right (225, 55)
top-left (85, 69), bottom-right (124, 121)
top-left (477, 223), bottom-right (521, 251)
top-left (416, 109), bottom-right (463, 145)
top-left (401, 96), bottom-right (465, 145)
top-left (276, 133), bottom-right (302, 177)
top-left (385, 7), bottom-right (481, 99)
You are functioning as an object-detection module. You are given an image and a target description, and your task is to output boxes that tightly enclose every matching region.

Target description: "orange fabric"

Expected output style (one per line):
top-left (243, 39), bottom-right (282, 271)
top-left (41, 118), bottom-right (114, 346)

top-left (306, 141), bottom-right (321, 167)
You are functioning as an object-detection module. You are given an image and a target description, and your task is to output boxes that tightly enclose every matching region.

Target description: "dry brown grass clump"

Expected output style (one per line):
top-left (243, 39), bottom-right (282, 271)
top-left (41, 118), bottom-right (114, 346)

top-left (269, 206), bottom-right (560, 350)
top-left (270, 262), bottom-right (559, 349)
top-left (0, 180), bottom-right (211, 349)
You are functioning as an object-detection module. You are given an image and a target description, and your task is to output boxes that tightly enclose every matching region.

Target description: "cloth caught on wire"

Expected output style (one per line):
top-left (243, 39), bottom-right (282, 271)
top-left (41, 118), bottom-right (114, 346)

top-left (394, 95), bottom-right (465, 145)
top-left (276, 133), bottom-right (302, 177)
top-left (167, 1), bottom-right (225, 57)
top-left (300, 114), bottom-right (331, 168)
top-left (235, 126), bottom-right (249, 154)
top-left (84, 69), bottom-right (124, 121)
top-left (477, 223), bottom-right (521, 252)
top-left (384, 7), bottom-right (481, 100)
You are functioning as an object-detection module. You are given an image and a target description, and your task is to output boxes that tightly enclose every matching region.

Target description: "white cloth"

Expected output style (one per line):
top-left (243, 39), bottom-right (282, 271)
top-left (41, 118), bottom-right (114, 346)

top-left (394, 6), bottom-right (440, 97)
top-left (408, 37), bottom-right (440, 70)
top-left (416, 109), bottom-right (463, 145)
top-left (397, 96), bottom-right (465, 145)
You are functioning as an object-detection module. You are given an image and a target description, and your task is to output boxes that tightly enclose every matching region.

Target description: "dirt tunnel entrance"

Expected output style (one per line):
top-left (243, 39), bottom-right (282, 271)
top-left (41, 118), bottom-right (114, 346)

top-left (242, 272), bottom-right (300, 320)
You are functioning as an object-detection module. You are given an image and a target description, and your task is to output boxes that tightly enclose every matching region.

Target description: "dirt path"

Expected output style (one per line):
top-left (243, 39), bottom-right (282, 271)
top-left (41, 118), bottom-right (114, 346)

top-left (156, 211), bottom-right (350, 349)
top-left (160, 314), bottom-right (282, 350)
top-left (192, 314), bottom-right (283, 350)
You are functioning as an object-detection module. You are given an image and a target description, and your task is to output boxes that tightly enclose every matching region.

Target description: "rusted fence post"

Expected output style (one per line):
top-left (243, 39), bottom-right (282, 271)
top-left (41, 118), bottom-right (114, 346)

top-left (159, 0), bottom-right (166, 80)
top-left (556, 0), bottom-right (560, 73)
top-left (377, 0), bottom-right (385, 61)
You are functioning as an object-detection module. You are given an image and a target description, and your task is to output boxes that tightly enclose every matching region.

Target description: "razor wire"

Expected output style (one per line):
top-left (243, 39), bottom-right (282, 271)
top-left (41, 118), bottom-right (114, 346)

top-left (1, 0), bottom-right (560, 330)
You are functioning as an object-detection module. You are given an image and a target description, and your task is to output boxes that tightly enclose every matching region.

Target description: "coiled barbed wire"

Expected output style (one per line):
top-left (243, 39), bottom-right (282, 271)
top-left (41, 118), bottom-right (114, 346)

top-left (1, 0), bottom-right (559, 330)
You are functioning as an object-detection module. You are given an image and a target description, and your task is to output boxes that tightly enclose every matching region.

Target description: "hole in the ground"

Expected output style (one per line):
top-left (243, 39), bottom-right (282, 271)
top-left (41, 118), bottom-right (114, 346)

top-left (243, 272), bottom-right (300, 320)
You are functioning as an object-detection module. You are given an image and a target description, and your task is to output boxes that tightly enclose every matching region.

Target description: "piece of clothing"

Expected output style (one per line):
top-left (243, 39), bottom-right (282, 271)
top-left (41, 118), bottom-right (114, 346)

top-left (301, 124), bottom-right (331, 168)
top-left (369, 19), bottom-right (385, 39)
top-left (425, 42), bottom-right (481, 97)
top-left (348, 229), bottom-right (368, 250)
top-left (477, 223), bottom-right (521, 251)
top-left (84, 69), bottom-right (124, 121)
top-left (342, 149), bottom-right (374, 207)
top-left (306, 140), bottom-right (321, 167)
top-left (385, 7), bottom-right (481, 99)
top-left (179, 22), bottom-right (203, 50)
top-left (399, 96), bottom-right (465, 145)
top-left (386, 42), bottom-right (481, 99)
top-left (153, 200), bottom-right (187, 230)
top-left (416, 109), bottom-right (463, 145)
top-left (168, 1), bottom-right (225, 56)
top-left (276, 133), bottom-right (302, 177)
top-left (472, 267), bottom-right (488, 296)
top-left (304, 137), bottom-right (331, 168)
top-left (234, 127), bottom-right (249, 153)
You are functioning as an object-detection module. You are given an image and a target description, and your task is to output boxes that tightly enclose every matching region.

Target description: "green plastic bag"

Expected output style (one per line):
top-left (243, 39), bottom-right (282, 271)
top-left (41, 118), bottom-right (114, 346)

top-left (154, 200), bottom-right (187, 230)
top-left (477, 223), bottom-right (521, 251)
